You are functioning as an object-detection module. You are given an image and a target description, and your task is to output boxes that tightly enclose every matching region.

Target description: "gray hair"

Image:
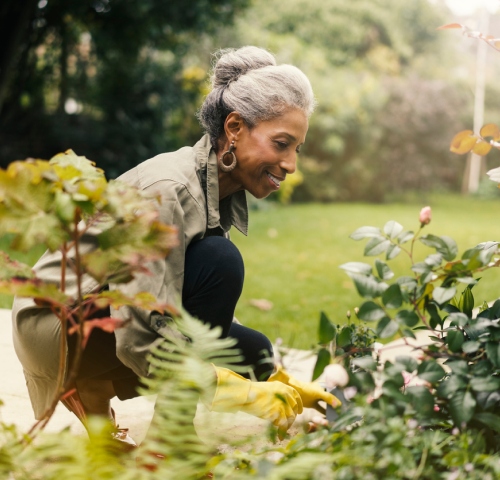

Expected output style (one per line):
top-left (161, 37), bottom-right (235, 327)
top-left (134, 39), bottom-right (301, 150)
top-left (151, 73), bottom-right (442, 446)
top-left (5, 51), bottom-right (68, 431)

top-left (197, 46), bottom-right (315, 148)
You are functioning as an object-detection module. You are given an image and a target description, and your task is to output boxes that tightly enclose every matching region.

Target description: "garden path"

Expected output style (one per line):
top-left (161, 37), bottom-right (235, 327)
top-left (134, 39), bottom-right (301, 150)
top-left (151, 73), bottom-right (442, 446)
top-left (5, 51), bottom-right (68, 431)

top-left (0, 308), bottom-right (431, 446)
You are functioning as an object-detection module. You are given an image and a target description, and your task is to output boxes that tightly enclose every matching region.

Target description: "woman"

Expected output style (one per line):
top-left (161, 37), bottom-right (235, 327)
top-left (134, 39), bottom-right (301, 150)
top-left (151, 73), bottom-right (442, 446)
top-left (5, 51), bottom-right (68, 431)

top-left (12, 46), bottom-right (339, 444)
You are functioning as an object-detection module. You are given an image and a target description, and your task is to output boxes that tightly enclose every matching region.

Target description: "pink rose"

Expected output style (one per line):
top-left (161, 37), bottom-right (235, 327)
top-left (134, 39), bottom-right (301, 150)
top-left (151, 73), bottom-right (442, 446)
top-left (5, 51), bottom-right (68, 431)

top-left (419, 206), bottom-right (432, 226)
top-left (323, 364), bottom-right (349, 389)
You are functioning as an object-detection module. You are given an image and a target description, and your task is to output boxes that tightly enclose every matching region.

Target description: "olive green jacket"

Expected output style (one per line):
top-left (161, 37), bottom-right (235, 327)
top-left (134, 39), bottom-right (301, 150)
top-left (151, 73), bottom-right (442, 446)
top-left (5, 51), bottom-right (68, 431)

top-left (12, 135), bottom-right (248, 419)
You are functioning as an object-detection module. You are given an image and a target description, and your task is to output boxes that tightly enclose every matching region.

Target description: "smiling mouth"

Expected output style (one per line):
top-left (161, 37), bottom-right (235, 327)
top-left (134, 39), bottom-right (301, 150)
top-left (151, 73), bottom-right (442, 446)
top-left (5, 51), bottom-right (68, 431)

top-left (266, 171), bottom-right (283, 187)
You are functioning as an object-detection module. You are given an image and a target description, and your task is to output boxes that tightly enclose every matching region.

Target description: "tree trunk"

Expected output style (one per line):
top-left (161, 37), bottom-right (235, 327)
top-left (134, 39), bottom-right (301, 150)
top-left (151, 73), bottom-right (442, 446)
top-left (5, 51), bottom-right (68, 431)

top-left (0, 0), bottom-right (39, 116)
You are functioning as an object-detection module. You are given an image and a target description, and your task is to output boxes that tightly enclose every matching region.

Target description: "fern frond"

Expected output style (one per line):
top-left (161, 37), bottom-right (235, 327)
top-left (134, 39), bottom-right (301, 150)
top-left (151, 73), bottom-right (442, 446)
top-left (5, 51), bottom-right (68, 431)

top-left (136, 310), bottom-right (247, 479)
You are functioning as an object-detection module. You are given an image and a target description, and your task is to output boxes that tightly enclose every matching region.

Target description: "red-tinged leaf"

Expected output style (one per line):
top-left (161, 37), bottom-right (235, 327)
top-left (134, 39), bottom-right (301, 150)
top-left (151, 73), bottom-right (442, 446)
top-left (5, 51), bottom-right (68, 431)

top-left (480, 123), bottom-right (500, 139)
top-left (437, 23), bottom-right (463, 30)
top-left (450, 130), bottom-right (477, 154)
top-left (0, 251), bottom-right (34, 280)
top-left (69, 317), bottom-right (125, 347)
top-left (89, 290), bottom-right (170, 312)
top-left (472, 140), bottom-right (492, 156)
top-left (0, 278), bottom-right (71, 305)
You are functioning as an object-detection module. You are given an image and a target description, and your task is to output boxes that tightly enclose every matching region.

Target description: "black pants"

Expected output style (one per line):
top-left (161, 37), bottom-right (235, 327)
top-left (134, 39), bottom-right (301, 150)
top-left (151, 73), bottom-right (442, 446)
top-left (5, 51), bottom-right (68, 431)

top-left (69, 236), bottom-right (274, 400)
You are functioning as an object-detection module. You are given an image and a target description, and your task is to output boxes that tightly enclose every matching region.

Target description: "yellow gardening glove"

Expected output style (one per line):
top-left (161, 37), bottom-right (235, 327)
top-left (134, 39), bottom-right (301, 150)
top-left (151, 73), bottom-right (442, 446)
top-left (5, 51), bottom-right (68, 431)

top-left (209, 366), bottom-right (303, 437)
top-left (268, 366), bottom-right (341, 414)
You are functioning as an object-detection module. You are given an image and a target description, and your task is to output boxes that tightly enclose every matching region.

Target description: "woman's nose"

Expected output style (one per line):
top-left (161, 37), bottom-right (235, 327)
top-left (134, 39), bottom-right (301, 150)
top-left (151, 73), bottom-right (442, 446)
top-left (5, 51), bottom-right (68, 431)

top-left (281, 153), bottom-right (297, 174)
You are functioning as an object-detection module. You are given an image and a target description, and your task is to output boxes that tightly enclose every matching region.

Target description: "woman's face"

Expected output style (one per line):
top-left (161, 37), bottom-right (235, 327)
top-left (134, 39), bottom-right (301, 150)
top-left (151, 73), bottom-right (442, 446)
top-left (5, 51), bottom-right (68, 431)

top-left (225, 108), bottom-right (309, 199)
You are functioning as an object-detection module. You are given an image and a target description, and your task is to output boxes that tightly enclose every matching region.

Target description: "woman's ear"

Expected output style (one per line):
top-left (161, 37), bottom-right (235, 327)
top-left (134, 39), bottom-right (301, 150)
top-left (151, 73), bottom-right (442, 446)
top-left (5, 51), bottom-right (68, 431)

top-left (224, 112), bottom-right (245, 141)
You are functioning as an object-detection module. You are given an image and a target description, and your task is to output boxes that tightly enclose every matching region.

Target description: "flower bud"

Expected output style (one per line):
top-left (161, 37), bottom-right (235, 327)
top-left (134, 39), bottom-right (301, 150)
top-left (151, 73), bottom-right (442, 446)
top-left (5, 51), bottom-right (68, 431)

top-left (323, 363), bottom-right (349, 389)
top-left (419, 206), bottom-right (432, 226)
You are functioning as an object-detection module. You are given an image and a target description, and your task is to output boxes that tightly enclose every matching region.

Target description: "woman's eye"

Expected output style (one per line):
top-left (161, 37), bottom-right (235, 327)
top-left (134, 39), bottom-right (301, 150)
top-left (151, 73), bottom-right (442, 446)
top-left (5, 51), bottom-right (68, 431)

top-left (296, 147), bottom-right (301, 154)
top-left (275, 141), bottom-right (288, 149)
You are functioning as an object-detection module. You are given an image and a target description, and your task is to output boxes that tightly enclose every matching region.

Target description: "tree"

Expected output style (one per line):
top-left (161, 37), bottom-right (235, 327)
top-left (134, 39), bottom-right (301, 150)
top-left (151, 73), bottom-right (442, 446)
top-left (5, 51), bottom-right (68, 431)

top-left (0, 0), bottom-right (248, 175)
top-left (192, 0), bottom-right (474, 202)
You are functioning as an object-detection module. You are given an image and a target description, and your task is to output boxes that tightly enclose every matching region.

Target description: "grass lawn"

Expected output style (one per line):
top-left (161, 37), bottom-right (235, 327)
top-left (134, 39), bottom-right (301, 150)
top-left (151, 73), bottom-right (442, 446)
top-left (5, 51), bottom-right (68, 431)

top-left (231, 194), bottom-right (500, 350)
top-left (2, 194), bottom-right (500, 350)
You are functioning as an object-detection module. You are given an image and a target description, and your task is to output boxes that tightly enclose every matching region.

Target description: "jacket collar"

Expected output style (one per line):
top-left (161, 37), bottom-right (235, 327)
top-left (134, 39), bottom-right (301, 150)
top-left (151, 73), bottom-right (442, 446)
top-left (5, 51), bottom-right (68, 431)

top-left (195, 135), bottom-right (248, 236)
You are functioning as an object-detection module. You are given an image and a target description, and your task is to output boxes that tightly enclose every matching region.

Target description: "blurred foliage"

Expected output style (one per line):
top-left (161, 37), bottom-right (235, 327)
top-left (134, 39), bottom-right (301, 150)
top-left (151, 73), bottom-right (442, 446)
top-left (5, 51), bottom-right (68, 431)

top-left (0, 0), bottom-right (248, 177)
top-left (0, 151), bottom-right (178, 431)
top-left (0, 0), bottom-right (491, 200)
top-left (194, 0), bottom-right (474, 202)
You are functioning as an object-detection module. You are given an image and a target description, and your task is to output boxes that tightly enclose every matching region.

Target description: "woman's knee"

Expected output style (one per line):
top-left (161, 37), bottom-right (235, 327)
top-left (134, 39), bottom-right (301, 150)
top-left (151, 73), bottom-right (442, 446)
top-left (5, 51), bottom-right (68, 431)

top-left (229, 324), bottom-right (275, 380)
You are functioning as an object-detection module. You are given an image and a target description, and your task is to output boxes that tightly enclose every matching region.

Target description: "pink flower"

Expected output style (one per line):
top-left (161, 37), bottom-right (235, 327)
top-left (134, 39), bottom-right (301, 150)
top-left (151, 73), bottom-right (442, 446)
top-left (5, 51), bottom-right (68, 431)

top-left (323, 364), bottom-right (349, 389)
top-left (402, 371), bottom-right (412, 387)
top-left (419, 206), bottom-right (432, 226)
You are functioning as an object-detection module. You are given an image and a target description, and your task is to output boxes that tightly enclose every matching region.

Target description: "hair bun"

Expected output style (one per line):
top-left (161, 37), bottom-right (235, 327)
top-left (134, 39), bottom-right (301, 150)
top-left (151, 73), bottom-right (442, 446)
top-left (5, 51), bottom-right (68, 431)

top-left (212, 46), bottom-right (276, 88)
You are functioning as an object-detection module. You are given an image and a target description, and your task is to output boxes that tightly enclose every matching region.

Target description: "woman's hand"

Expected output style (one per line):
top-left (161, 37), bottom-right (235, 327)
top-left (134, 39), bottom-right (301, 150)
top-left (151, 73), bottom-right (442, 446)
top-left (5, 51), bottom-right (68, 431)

top-left (209, 366), bottom-right (303, 438)
top-left (268, 366), bottom-right (341, 414)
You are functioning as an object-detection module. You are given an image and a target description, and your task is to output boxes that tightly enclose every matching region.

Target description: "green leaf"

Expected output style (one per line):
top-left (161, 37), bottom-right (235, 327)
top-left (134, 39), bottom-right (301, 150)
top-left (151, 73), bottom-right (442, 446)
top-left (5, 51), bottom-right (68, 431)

top-left (459, 285), bottom-right (474, 317)
top-left (424, 253), bottom-right (443, 267)
top-left (470, 376), bottom-right (500, 392)
top-left (385, 243), bottom-right (401, 260)
top-left (449, 390), bottom-right (476, 426)
top-left (395, 309), bottom-right (419, 327)
top-left (375, 259), bottom-right (393, 280)
top-left (382, 284), bottom-right (403, 309)
top-left (339, 262), bottom-right (373, 275)
top-left (401, 328), bottom-right (416, 339)
top-left (312, 348), bottom-right (331, 381)
top-left (436, 374), bottom-right (467, 399)
top-left (364, 237), bottom-right (391, 256)
top-left (486, 299), bottom-right (500, 319)
top-left (318, 311), bottom-right (336, 344)
top-left (462, 242), bottom-right (499, 269)
top-left (407, 386), bottom-right (435, 419)
top-left (351, 356), bottom-right (377, 371)
top-left (383, 220), bottom-right (403, 239)
top-left (426, 302), bottom-right (442, 329)
top-left (462, 341), bottom-right (481, 354)
top-left (394, 355), bottom-right (418, 373)
top-left (411, 261), bottom-right (431, 275)
top-left (376, 317), bottom-right (399, 338)
top-left (486, 342), bottom-right (500, 368)
top-left (420, 234), bottom-right (458, 261)
top-left (446, 360), bottom-right (469, 375)
top-left (446, 330), bottom-right (465, 353)
top-left (397, 276), bottom-right (418, 291)
top-left (417, 360), bottom-right (446, 383)
top-left (464, 318), bottom-right (492, 340)
top-left (433, 286), bottom-right (457, 305)
top-left (382, 380), bottom-right (408, 404)
top-left (447, 312), bottom-right (469, 327)
top-left (357, 301), bottom-right (386, 322)
top-left (350, 226), bottom-right (382, 241)
top-left (337, 326), bottom-right (352, 348)
top-left (474, 413), bottom-right (500, 433)
top-left (349, 273), bottom-right (387, 299)
top-left (351, 371), bottom-right (376, 393)
top-left (397, 230), bottom-right (414, 244)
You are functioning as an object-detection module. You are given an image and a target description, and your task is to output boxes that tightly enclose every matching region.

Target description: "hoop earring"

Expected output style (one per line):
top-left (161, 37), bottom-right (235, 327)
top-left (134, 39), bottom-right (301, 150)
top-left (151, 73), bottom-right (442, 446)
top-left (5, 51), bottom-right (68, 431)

top-left (218, 141), bottom-right (237, 173)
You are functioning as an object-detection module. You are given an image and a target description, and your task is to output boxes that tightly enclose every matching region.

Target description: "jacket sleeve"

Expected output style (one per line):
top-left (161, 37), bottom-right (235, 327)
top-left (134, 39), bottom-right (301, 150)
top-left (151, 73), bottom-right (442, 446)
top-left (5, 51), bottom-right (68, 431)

top-left (112, 180), bottom-right (206, 377)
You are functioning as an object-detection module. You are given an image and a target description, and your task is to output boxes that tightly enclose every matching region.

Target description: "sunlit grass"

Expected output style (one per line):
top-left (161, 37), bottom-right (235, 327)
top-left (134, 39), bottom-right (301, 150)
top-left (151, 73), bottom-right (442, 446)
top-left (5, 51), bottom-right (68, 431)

top-left (232, 194), bottom-right (500, 349)
top-left (2, 194), bottom-right (500, 350)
